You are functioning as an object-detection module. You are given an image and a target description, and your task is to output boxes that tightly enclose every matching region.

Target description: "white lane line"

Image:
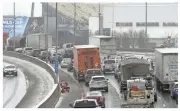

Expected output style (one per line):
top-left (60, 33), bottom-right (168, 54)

top-left (158, 96), bottom-right (161, 99)
top-left (55, 94), bottom-right (65, 108)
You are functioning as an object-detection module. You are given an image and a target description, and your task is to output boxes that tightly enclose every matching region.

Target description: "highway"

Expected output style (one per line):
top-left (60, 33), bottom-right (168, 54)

top-left (3, 62), bottom-right (27, 108)
top-left (3, 56), bottom-right (54, 108)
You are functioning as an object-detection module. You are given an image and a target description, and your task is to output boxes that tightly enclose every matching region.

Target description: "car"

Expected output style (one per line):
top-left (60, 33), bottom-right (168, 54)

top-left (84, 69), bottom-right (103, 86)
top-left (67, 60), bottom-right (74, 72)
top-left (39, 51), bottom-right (49, 60)
top-left (84, 91), bottom-right (105, 108)
top-left (24, 47), bottom-right (33, 56)
top-left (32, 49), bottom-right (41, 57)
top-left (171, 82), bottom-right (178, 99)
top-left (15, 48), bottom-right (23, 53)
top-left (101, 59), bottom-right (115, 74)
top-left (89, 76), bottom-right (108, 92)
top-left (3, 64), bottom-right (17, 77)
top-left (69, 99), bottom-right (100, 108)
top-left (61, 58), bottom-right (71, 68)
top-left (6, 46), bottom-right (14, 51)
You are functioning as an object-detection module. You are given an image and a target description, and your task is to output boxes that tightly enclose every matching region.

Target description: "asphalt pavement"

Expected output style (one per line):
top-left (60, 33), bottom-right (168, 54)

top-left (3, 56), bottom-right (54, 108)
top-left (3, 62), bottom-right (27, 108)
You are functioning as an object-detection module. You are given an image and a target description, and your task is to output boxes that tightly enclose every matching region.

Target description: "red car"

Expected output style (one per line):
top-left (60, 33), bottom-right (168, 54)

top-left (84, 91), bottom-right (105, 108)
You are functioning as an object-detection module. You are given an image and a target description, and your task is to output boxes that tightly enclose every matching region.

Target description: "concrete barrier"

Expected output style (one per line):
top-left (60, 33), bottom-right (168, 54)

top-left (3, 51), bottom-right (61, 108)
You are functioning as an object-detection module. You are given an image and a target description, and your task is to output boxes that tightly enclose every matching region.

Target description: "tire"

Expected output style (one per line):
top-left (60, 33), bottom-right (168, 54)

top-left (105, 87), bottom-right (108, 92)
top-left (171, 95), bottom-right (176, 99)
top-left (154, 95), bottom-right (157, 102)
top-left (85, 82), bottom-right (89, 86)
top-left (101, 104), bottom-right (105, 108)
top-left (3, 74), bottom-right (6, 77)
top-left (14, 73), bottom-right (17, 76)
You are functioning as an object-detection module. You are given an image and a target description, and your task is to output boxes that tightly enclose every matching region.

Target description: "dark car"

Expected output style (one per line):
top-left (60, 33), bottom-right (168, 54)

top-left (32, 49), bottom-right (41, 57)
top-left (67, 60), bottom-right (73, 72)
top-left (84, 69), bottom-right (103, 86)
top-left (84, 91), bottom-right (105, 108)
top-left (3, 64), bottom-right (17, 77)
top-left (6, 46), bottom-right (14, 51)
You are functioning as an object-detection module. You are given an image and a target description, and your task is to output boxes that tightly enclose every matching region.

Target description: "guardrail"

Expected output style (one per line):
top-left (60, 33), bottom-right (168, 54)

top-left (3, 51), bottom-right (61, 108)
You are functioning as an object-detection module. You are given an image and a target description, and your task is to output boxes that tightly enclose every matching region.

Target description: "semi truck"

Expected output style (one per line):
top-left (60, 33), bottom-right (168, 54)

top-left (116, 58), bottom-right (150, 92)
top-left (155, 48), bottom-right (178, 93)
top-left (121, 78), bottom-right (156, 108)
top-left (73, 45), bottom-right (101, 81)
top-left (26, 33), bottom-right (52, 50)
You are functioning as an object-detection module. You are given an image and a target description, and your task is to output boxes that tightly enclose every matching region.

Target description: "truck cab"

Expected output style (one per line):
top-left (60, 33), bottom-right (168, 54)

top-left (171, 82), bottom-right (178, 99)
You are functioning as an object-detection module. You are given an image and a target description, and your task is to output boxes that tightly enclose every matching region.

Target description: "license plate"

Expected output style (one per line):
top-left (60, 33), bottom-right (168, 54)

top-left (9, 72), bottom-right (12, 74)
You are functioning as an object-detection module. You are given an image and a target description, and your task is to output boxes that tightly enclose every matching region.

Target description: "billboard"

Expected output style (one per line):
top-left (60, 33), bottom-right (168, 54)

top-left (3, 16), bottom-right (29, 38)
top-left (23, 17), bottom-right (44, 36)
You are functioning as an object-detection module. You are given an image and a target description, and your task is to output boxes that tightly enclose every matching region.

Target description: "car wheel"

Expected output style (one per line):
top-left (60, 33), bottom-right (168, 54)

top-left (14, 73), bottom-right (17, 76)
top-left (3, 74), bottom-right (6, 77)
top-left (154, 95), bottom-right (157, 102)
top-left (85, 82), bottom-right (89, 86)
top-left (101, 104), bottom-right (105, 108)
top-left (171, 95), bottom-right (176, 99)
top-left (105, 88), bottom-right (108, 92)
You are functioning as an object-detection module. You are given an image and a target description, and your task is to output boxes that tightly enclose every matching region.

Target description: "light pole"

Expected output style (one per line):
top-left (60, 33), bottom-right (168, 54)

top-left (13, 2), bottom-right (16, 50)
top-left (46, 3), bottom-right (49, 63)
top-left (73, 3), bottom-right (76, 45)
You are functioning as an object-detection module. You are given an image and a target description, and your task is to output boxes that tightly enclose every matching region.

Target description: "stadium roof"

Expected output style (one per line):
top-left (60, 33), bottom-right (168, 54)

top-left (48, 3), bottom-right (99, 22)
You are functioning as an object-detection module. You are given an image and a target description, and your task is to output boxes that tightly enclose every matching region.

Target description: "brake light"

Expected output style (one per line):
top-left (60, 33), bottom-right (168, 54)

top-left (98, 96), bottom-right (103, 103)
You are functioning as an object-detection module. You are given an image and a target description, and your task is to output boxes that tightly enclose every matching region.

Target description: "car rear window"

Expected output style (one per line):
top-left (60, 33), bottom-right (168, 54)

top-left (26, 48), bottom-right (32, 50)
top-left (87, 70), bottom-right (101, 75)
top-left (6, 66), bottom-right (15, 69)
top-left (104, 60), bottom-right (115, 64)
top-left (92, 77), bottom-right (105, 81)
top-left (74, 101), bottom-right (97, 108)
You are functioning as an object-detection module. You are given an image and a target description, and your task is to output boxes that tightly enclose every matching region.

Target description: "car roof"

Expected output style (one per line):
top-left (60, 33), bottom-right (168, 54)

top-left (75, 99), bottom-right (97, 102)
top-left (5, 64), bottom-right (16, 67)
top-left (86, 91), bottom-right (102, 96)
top-left (92, 76), bottom-right (105, 78)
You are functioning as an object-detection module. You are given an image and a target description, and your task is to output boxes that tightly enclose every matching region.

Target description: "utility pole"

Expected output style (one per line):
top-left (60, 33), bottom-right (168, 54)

top-left (99, 3), bottom-right (101, 35)
top-left (73, 3), bottom-right (76, 45)
top-left (112, 7), bottom-right (114, 37)
top-left (13, 2), bottom-right (16, 50)
top-left (145, 2), bottom-right (147, 39)
top-left (54, 2), bottom-right (59, 83)
top-left (31, 3), bottom-right (34, 17)
top-left (46, 3), bottom-right (49, 63)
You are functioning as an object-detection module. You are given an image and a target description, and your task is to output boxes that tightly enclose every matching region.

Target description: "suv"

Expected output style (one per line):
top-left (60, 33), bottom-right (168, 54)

top-left (101, 59), bottom-right (115, 74)
top-left (84, 91), bottom-right (105, 108)
top-left (84, 69), bottom-right (103, 86)
top-left (69, 99), bottom-right (99, 108)
top-left (24, 47), bottom-right (33, 56)
top-left (89, 76), bottom-right (108, 92)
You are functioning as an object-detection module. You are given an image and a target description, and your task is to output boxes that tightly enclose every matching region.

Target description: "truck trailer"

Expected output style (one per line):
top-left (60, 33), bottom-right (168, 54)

top-left (73, 45), bottom-right (101, 81)
top-left (155, 48), bottom-right (178, 93)
top-left (26, 33), bottom-right (52, 50)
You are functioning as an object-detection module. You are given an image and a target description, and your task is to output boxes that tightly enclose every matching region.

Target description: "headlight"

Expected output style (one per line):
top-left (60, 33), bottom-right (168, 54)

top-left (14, 70), bottom-right (17, 72)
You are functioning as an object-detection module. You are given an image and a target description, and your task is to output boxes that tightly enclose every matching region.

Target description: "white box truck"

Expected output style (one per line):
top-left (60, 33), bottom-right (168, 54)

top-left (26, 33), bottom-right (52, 49)
top-left (89, 35), bottom-right (116, 55)
top-left (155, 48), bottom-right (178, 93)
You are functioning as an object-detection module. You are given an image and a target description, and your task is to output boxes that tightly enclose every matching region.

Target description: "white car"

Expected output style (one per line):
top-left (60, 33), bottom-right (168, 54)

top-left (24, 47), bottom-right (33, 56)
top-left (89, 76), bottom-right (108, 92)
top-left (69, 99), bottom-right (100, 108)
top-left (3, 64), bottom-right (17, 77)
top-left (61, 58), bottom-right (71, 68)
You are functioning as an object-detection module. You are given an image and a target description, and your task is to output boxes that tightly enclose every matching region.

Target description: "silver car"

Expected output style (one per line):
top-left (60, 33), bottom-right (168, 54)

top-left (24, 47), bottom-right (33, 56)
top-left (3, 64), bottom-right (17, 77)
top-left (101, 59), bottom-right (115, 74)
top-left (89, 76), bottom-right (108, 92)
top-left (61, 58), bottom-right (71, 68)
top-left (84, 69), bottom-right (103, 86)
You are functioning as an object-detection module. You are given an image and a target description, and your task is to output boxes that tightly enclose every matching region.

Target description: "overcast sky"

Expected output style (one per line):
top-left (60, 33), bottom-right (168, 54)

top-left (3, 2), bottom-right (42, 17)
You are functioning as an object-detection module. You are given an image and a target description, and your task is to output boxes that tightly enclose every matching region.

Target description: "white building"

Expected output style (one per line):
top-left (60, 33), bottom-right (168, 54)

top-left (89, 3), bottom-right (178, 39)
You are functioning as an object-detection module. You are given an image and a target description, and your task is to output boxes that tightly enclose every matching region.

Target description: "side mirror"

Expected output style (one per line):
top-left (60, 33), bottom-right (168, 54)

top-left (69, 103), bottom-right (73, 108)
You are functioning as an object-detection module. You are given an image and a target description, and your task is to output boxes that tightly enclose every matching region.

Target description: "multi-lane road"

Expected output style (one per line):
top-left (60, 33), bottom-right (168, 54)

top-left (3, 56), bottom-right (54, 108)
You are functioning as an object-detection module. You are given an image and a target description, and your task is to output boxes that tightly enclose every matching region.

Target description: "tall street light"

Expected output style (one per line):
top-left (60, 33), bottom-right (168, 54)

top-left (13, 2), bottom-right (16, 50)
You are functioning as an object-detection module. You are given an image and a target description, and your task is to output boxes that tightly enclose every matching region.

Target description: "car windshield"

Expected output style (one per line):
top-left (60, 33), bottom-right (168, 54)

top-left (26, 48), bottom-right (32, 50)
top-left (74, 101), bottom-right (97, 108)
top-left (87, 70), bottom-right (101, 75)
top-left (63, 58), bottom-right (71, 62)
top-left (104, 60), bottom-right (115, 64)
top-left (93, 77), bottom-right (105, 81)
top-left (6, 65), bottom-right (15, 69)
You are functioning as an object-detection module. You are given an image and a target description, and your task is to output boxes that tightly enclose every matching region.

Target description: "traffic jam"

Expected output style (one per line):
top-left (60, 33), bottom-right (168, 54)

top-left (4, 42), bottom-right (178, 108)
